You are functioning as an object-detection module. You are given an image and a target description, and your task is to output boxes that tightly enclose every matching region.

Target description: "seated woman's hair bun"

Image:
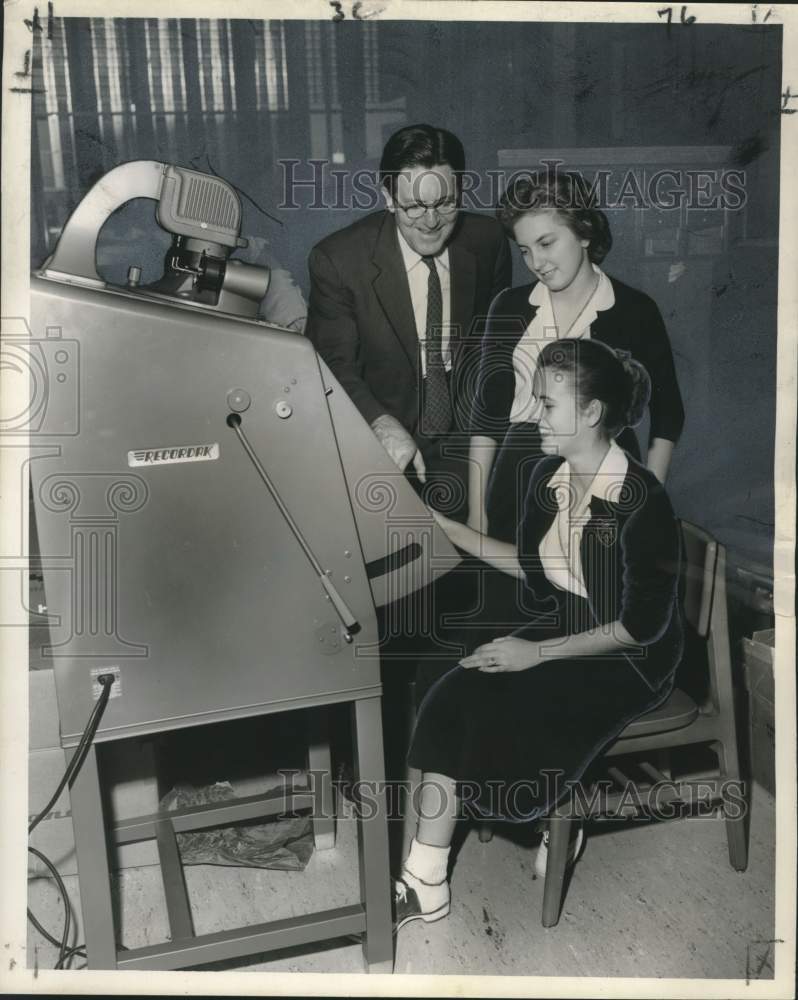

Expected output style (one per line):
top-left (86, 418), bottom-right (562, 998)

top-left (615, 351), bottom-right (651, 427)
top-left (616, 351), bottom-right (651, 429)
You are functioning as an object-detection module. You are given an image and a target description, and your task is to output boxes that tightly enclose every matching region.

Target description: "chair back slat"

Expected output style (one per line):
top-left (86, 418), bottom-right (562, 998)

top-left (680, 521), bottom-right (717, 638)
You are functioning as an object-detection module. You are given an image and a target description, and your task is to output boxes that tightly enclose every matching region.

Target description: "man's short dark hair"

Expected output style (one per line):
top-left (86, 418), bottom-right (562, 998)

top-left (379, 123), bottom-right (466, 193)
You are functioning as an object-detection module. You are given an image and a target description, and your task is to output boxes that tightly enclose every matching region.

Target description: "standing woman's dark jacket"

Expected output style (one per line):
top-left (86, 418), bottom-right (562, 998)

top-left (468, 276), bottom-right (685, 539)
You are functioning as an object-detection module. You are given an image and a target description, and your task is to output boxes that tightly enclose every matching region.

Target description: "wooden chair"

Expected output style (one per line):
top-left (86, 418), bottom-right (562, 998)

top-left (538, 519), bottom-right (749, 926)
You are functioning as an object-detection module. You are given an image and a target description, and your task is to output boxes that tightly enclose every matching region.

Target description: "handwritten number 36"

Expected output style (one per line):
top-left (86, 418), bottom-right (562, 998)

top-left (329, 1), bottom-right (371, 20)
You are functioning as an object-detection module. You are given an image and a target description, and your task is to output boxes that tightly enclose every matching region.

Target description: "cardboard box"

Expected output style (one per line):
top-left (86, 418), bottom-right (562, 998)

top-left (27, 732), bottom-right (160, 877)
top-left (742, 629), bottom-right (775, 795)
top-left (750, 706), bottom-right (775, 797)
top-left (102, 738), bottom-right (161, 871)
top-left (743, 632), bottom-right (774, 702)
top-left (28, 668), bottom-right (61, 751)
top-left (28, 747), bottom-right (77, 877)
top-left (27, 672), bottom-right (316, 876)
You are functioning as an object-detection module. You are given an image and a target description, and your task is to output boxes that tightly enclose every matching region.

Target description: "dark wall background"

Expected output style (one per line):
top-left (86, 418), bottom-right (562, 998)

top-left (30, 18), bottom-right (781, 575)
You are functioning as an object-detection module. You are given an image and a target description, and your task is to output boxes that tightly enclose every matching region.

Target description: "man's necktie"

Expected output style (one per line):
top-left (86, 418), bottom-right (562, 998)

top-left (421, 256), bottom-right (452, 437)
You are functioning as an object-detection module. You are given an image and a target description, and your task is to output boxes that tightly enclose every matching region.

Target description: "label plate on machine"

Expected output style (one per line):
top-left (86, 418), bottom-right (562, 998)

top-left (127, 443), bottom-right (219, 467)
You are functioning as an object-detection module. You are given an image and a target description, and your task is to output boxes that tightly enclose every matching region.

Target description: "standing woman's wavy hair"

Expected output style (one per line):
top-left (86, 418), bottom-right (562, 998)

top-left (537, 338), bottom-right (651, 438)
top-left (497, 170), bottom-right (613, 264)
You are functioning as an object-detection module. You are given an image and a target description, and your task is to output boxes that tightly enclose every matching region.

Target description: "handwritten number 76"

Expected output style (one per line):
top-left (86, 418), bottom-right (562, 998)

top-left (657, 6), bottom-right (697, 25)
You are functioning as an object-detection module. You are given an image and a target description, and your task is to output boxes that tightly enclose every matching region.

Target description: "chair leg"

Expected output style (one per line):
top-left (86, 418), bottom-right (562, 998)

top-left (306, 708), bottom-right (335, 850)
top-left (713, 739), bottom-right (749, 872)
top-left (541, 815), bottom-right (573, 928)
top-left (654, 748), bottom-right (672, 780)
top-left (352, 696), bottom-right (394, 973)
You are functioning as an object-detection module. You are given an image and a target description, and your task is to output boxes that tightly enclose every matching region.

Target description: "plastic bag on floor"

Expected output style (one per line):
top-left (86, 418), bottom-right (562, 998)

top-left (160, 781), bottom-right (314, 871)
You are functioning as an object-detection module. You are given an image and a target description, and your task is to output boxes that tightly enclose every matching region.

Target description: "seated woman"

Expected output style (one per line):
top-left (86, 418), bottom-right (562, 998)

top-left (396, 338), bottom-right (684, 930)
top-left (468, 171), bottom-right (684, 543)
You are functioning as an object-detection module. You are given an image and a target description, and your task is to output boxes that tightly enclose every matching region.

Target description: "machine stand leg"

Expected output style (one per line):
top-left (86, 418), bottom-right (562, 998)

top-left (368, 958), bottom-right (395, 975)
top-left (67, 743), bottom-right (118, 969)
top-left (352, 696), bottom-right (394, 973)
top-left (306, 708), bottom-right (335, 850)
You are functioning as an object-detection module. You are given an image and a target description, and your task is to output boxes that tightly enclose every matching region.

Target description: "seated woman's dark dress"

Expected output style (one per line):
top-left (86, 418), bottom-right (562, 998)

top-left (469, 275), bottom-right (685, 542)
top-left (407, 452), bottom-right (684, 822)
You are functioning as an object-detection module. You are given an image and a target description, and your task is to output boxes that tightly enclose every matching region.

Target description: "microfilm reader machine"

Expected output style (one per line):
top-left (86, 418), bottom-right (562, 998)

top-left (28, 161), bottom-right (460, 972)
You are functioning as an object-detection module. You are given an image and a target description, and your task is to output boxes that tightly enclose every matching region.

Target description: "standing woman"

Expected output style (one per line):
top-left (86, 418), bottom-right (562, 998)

top-left (395, 339), bottom-right (684, 929)
top-left (468, 172), bottom-right (684, 542)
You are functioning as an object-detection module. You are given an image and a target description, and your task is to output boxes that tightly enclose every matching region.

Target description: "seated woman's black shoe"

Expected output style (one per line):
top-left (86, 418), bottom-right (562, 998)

top-left (393, 876), bottom-right (450, 933)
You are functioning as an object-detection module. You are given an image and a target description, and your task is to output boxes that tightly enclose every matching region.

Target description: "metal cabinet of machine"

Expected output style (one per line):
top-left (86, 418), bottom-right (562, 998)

top-left (27, 160), bottom-right (459, 972)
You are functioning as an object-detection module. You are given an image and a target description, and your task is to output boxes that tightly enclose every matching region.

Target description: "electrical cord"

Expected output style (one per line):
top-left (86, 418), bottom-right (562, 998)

top-left (27, 846), bottom-right (71, 967)
top-left (56, 944), bottom-right (88, 970)
top-left (27, 673), bottom-right (115, 969)
top-left (26, 892), bottom-right (86, 969)
top-left (28, 674), bottom-right (114, 835)
top-left (26, 906), bottom-right (61, 946)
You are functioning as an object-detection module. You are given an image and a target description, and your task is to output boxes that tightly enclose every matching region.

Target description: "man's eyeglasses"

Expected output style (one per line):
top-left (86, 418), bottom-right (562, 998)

top-left (395, 199), bottom-right (459, 221)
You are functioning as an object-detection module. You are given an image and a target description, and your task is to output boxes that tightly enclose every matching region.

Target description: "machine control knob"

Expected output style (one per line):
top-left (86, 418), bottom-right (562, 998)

top-left (315, 622), bottom-right (342, 654)
top-left (275, 401), bottom-right (292, 419)
top-left (227, 388), bottom-right (251, 412)
top-left (127, 266), bottom-right (142, 287)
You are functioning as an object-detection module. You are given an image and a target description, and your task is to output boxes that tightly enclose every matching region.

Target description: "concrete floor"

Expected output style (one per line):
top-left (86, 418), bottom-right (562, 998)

top-left (27, 781), bottom-right (776, 982)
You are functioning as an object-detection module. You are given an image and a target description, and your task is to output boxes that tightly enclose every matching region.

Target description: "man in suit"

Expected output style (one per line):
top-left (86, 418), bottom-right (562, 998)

top-left (306, 123), bottom-right (511, 522)
top-left (307, 126), bottom-right (511, 831)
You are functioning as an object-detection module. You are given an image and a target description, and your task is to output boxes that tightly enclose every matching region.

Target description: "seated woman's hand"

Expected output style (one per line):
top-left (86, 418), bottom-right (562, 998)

top-left (428, 505), bottom-right (457, 536)
top-left (459, 636), bottom-right (542, 673)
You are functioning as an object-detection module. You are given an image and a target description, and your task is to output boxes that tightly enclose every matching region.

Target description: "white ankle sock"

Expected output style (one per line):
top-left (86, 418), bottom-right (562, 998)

top-left (403, 837), bottom-right (450, 885)
top-left (398, 838), bottom-right (450, 912)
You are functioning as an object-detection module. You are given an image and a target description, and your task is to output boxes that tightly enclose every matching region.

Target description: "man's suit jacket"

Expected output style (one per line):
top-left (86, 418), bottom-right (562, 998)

top-left (306, 210), bottom-right (511, 438)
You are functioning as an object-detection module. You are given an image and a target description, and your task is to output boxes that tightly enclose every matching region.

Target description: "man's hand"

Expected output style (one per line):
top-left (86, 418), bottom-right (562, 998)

top-left (370, 414), bottom-right (424, 479)
top-left (459, 635), bottom-right (542, 673)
